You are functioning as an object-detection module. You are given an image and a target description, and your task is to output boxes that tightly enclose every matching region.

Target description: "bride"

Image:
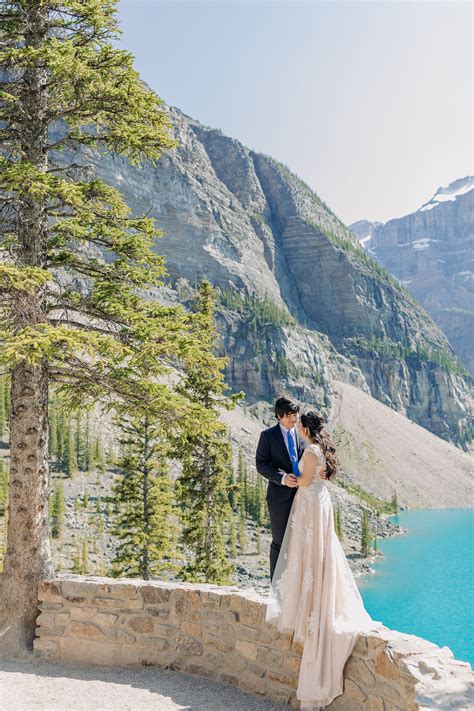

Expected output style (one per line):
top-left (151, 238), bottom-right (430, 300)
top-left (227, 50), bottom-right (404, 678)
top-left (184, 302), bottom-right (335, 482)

top-left (265, 411), bottom-right (382, 710)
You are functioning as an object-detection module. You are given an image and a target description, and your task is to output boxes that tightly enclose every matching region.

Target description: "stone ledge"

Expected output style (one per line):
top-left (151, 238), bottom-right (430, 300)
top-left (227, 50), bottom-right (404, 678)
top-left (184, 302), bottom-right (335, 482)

top-left (34, 576), bottom-right (473, 710)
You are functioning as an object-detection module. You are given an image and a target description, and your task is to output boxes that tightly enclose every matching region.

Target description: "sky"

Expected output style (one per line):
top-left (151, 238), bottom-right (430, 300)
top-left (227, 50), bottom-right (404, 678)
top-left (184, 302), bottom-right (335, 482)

top-left (117, 0), bottom-right (472, 225)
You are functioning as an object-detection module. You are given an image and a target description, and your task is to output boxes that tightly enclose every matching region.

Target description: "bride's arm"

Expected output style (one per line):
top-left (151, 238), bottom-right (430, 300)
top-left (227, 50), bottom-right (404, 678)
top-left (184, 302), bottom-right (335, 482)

top-left (298, 450), bottom-right (325, 487)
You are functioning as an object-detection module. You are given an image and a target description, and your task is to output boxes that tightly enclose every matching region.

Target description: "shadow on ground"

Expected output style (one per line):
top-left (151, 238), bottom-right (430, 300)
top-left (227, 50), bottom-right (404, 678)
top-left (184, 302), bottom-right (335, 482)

top-left (1, 656), bottom-right (289, 710)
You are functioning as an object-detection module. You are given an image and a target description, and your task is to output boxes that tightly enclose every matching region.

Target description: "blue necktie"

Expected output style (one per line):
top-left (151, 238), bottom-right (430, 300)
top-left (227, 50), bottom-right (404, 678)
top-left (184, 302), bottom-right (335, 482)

top-left (287, 429), bottom-right (300, 476)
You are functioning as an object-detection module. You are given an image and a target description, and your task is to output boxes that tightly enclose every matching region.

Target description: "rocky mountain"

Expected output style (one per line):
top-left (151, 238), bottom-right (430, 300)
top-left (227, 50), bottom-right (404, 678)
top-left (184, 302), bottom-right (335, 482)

top-left (351, 177), bottom-right (474, 375)
top-left (55, 107), bottom-right (472, 447)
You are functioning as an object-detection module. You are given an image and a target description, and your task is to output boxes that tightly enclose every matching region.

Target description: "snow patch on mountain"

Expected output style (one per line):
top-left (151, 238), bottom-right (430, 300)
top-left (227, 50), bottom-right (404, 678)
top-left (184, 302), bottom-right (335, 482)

top-left (419, 176), bottom-right (473, 212)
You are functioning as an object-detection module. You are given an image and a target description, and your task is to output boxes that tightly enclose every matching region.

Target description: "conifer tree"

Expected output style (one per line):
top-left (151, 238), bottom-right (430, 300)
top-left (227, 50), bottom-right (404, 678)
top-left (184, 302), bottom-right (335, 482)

top-left (227, 462), bottom-right (236, 509)
top-left (48, 398), bottom-right (58, 461)
top-left (95, 437), bottom-right (106, 472)
top-left (391, 489), bottom-right (399, 514)
top-left (255, 519), bottom-right (262, 555)
top-left (64, 419), bottom-right (78, 477)
top-left (111, 412), bottom-right (180, 580)
top-left (361, 508), bottom-right (371, 557)
top-left (238, 491), bottom-right (247, 553)
top-left (238, 446), bottom-right (248, 512)
top-left (229, 513), bottom-right (237, 558)
top-left (175, 282), bottom-right (241, 584)
top-left (82, 536), bottom-right (89, 574)
top-left (71, 541), bottom-right (83, 574)
top-left (84, 415), bottom-right (95, 472)
top-left (0, 0), bottom-right (207, 646)
top-left (50, 482), bottom-right (65, 539)
top-left (75, 415), bottom-right (85, 471)
top-left (237, 446), bottom-right (247, 553)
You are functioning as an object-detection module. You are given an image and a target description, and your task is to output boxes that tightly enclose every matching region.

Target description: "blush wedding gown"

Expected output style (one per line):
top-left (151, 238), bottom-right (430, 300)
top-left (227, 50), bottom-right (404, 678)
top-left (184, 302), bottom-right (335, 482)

top-left (265, 443), bottom-right (382, 709)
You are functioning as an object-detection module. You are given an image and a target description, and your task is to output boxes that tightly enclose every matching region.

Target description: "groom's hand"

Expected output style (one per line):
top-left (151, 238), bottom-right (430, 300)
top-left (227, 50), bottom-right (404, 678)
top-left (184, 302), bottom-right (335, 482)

top-left (279, 470), bottom-right (299, 487)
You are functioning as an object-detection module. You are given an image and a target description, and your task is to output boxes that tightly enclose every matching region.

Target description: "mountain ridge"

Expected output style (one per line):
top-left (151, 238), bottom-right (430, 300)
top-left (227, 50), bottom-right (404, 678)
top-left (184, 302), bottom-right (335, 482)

top-left (51, 105), bottom-right (473, 447)
top-left (350, 176), bottom-right (474, 376)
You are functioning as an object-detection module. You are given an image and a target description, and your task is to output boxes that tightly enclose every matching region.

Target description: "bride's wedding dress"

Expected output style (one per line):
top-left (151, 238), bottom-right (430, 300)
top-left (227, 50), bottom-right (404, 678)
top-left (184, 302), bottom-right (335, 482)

top-left (265, 444), bottom-right (382, 709)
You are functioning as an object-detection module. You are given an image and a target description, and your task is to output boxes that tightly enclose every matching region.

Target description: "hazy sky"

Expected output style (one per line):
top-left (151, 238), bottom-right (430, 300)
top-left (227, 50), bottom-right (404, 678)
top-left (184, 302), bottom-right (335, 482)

top-left (117, 0), bottom-right (472, 225)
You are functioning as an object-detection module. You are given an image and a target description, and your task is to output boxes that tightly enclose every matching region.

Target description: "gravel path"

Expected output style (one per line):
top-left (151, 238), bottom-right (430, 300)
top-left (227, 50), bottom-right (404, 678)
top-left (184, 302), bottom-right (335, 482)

top-left (0, 657), bottom-right (289, 711)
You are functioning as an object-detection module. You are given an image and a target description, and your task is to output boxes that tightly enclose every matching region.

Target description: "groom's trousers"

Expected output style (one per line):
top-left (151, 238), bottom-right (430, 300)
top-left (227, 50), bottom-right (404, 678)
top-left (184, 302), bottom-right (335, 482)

top-left (268, 496), bottom-right (295, 580)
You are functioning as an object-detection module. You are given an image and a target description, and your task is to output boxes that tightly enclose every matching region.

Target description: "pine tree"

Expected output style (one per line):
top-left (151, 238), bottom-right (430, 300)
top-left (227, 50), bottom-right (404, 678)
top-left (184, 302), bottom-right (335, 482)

top-left (373, 534), bottom-right (378, 553)
top-left (256, 476), bottom-right (267, 529)
top-left (238, 447), bottom-right (248, 513)
top-left (64, 419), bottom-right (78, 477)
top-left (50, 483), bottom-right (65, 539)
top-left (229, 513), bottom-right (237, 558)
top-left (236, 446), bottom-right (248, 554)
top-left (82, 536), bottom-right (89, 574)
top-left (391, 489), bottom-right (399, 514)
top-left (238, 493), bottom-right (247, 554)
top-left (361, 508), bottom-right (371, 557)
top-left (0, 0), bottom-right (213, 645)
top-left (227, 463), bottom-right (237, 509)
top-left (255, 523), bottom-right (262, 555)
top-left (71, 542), bottom-right (84, 574)
top-left (111, 413), bottom-right (180, 580)
top-left (75, 415), bottom-right (85, 472)
top-left (95, 437), bottom-right (106, 472)
top-left (56, 410), bottom-right (67, 469)
top-left (84, 415), bottom-right (95, 472)
top-left (48, 398), bottom-right (58, 462)
top-left (175, 282), bottom-right (241, 584)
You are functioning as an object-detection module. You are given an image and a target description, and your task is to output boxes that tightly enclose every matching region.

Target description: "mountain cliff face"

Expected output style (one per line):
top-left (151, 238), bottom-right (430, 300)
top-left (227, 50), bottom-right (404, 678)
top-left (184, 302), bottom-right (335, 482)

top-left (67, 108), bottom-right (472, 447)
top-left (351, 177), bottom-right (474, 375)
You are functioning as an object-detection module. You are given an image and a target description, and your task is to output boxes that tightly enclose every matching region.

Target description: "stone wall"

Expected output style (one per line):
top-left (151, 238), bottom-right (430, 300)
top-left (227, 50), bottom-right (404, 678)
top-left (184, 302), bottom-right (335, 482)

top-left (34, 576), bottom-right (473, 710)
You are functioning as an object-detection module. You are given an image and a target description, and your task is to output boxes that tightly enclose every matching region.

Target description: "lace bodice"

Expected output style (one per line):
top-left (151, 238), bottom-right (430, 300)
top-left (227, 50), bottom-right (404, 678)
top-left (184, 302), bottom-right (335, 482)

top-left (298, 443), bottom-right (327, 495)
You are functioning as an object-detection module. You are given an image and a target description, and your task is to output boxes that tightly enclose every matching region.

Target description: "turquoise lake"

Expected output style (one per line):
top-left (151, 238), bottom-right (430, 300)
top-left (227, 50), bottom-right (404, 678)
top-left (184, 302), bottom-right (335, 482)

top-left (358, 508), bottom-right (473, 666)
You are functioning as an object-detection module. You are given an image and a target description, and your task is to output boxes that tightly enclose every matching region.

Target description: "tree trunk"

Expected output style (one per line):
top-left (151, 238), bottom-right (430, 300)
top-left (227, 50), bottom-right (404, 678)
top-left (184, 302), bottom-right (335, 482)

top-left (0, 2), bottom-right (53, 654)
top-left (1, 363), bottom-right (53, 651)
top-left (141, 416), bottom-right (150, 580)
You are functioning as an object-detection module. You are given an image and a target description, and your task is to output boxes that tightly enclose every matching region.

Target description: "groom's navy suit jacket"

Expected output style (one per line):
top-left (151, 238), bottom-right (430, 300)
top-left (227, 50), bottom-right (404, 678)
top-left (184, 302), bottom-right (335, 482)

top-left (256, 423), bottom-right (304, 578)
top-left (255, 424), bottom-right (304, 503)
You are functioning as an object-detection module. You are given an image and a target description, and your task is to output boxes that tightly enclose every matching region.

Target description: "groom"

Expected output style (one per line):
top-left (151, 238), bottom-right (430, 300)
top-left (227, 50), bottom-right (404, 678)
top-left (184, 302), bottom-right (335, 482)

top-left (256, 396), bottom-right (303, 580)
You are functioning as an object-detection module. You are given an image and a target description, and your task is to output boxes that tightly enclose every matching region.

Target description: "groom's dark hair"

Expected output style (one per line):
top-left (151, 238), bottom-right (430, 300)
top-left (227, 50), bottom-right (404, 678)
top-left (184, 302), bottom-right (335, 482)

top-left (274, 396), bottom-right (300, 419)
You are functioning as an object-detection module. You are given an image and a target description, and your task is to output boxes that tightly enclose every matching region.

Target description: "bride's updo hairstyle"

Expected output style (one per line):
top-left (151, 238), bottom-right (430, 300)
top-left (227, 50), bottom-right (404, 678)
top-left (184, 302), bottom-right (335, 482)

top-left (300, 411), bottom-right (339, 480)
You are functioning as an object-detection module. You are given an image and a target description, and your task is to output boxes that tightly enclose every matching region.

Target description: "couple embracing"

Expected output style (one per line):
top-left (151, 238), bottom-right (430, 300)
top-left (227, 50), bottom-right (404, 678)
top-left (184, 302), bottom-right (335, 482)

top-left (256, 397), bottom-right (381, 710)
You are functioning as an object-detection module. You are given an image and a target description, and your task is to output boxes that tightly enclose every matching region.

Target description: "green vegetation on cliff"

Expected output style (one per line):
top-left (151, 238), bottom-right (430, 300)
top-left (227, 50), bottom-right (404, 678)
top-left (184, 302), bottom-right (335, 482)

top-left (347, 335), bottom-right (469, 377)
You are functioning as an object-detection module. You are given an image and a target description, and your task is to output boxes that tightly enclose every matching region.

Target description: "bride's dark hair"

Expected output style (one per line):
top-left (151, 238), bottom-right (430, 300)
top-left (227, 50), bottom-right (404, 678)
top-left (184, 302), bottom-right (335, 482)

top-left (300, 410), bottom-right (339, 480)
